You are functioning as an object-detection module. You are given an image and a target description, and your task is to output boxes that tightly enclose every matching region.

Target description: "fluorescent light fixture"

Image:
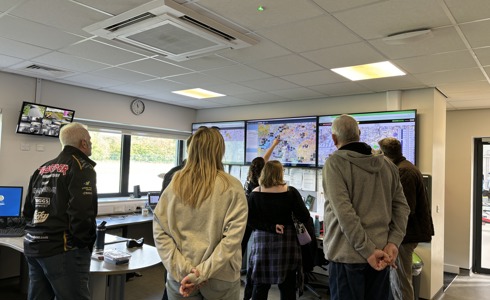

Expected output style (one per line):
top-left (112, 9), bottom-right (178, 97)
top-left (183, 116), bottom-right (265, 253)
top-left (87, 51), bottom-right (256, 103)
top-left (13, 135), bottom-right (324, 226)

top-left (172, 88), bottom-right (225, 99)
top-left (331, 61), bottom-right (405, 81)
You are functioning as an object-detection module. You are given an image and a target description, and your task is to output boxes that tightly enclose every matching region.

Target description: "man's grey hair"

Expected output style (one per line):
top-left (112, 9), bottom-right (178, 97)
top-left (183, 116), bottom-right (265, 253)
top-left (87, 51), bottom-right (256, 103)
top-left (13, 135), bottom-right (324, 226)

top-left (59, 122), bottom-right (88, 148)
top-left (331, 114), bottom-right (360, 144)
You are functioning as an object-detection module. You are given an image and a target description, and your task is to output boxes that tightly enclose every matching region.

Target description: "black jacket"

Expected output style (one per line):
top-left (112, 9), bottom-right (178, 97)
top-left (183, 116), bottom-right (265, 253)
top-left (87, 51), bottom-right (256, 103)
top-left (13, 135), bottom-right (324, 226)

top-left (23, 146), bottom-right (98, 257)
top-left (395, 156), bottom-right (434, 243)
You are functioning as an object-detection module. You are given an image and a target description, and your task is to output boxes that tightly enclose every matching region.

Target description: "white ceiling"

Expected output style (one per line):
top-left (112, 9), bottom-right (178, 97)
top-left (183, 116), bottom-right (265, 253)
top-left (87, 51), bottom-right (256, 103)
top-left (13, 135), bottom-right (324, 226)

top-left (1, 0), bottom-right (490, 110)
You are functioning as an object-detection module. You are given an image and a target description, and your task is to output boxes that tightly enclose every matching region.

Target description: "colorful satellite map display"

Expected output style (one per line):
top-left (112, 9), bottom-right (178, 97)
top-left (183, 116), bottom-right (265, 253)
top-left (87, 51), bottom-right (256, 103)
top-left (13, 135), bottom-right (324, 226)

top-left (246, 116), bottom-right (317, 167)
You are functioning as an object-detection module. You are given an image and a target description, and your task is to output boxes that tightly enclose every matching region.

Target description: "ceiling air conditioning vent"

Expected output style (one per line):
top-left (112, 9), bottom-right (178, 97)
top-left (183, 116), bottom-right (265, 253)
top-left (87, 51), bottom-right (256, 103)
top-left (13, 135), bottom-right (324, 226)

top-left (83, 0), bottom-right (257, 62)
top-left (104, 12), bottom-right (156, 32)
top-left (12, 63), bottom-right (72, 78)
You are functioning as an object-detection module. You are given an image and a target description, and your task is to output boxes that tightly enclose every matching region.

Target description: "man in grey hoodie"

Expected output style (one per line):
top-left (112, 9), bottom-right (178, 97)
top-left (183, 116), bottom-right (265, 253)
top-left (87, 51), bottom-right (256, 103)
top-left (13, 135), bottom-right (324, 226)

top-left (322, 114), bottom-right (410, 300)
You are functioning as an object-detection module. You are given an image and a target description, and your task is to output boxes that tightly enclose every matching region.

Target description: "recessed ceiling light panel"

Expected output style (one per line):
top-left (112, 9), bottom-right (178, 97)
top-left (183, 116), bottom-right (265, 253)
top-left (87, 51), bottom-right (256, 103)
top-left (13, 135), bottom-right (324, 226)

top-left (331, 61), bottom-right (405, 81)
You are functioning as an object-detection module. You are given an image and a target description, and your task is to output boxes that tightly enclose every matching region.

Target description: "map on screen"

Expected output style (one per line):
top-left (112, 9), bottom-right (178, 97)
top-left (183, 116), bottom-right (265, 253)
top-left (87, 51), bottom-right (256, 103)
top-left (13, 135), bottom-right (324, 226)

top-left (317, 110), bottom-right (416, 167)
top-left (192, 121), bottom-right (245, 165)
top-left (246, 116), bottom-right (317, 167)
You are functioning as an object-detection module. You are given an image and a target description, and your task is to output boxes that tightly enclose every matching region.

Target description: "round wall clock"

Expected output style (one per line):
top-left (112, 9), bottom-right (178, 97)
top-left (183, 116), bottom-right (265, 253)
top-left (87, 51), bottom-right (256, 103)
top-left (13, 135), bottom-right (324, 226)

top-left (130, 99), bottom-right (145, 115)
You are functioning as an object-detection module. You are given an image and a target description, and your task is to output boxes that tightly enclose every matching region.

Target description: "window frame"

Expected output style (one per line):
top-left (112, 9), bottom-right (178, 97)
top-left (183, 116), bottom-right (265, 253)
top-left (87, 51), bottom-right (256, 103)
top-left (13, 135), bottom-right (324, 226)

top-left (90, 132), bottom-right (186, 198)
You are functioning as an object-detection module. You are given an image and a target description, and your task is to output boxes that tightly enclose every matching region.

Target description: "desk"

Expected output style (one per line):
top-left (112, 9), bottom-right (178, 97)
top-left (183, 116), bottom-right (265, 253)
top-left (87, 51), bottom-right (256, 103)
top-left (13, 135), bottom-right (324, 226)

top-left (0, 234), bottom-right (161, 300)
top-left (97, 213), bottom-right (154, 245)
top-left (90, 239), bottom-right (161, 300)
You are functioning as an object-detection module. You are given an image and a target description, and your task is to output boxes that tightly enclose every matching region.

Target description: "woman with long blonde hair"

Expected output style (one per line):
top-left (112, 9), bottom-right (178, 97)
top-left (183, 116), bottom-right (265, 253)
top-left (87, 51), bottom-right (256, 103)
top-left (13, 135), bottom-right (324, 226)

top-left (153, 127), bottom-right (248, 300)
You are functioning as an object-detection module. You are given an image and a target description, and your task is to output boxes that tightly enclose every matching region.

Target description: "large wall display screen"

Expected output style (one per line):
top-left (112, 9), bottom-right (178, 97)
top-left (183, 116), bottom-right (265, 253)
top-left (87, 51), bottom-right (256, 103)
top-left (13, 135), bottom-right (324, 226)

top-left (191, 121), bottom-right (245, 165)
top-left (317, 110), bottom-right (416, 167)
top-left (246, 116), bottom-right (317, 167)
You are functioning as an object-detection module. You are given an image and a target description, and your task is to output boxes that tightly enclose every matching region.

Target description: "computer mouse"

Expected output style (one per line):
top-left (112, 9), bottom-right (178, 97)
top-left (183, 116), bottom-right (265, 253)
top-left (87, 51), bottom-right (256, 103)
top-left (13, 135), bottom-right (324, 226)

top-left (126, 237), bottom-right (144, 248)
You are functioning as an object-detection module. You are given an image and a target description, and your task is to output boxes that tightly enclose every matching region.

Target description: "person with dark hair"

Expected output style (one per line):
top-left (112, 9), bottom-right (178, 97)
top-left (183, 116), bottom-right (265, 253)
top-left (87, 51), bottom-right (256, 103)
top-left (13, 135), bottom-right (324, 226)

top-left (242, 138), bottom-right (280, 300)
top-left (378, 137), bottom-right (434, 300)
top-left (153, 127), bottom-right (248, 299)
top-left (23, 122), bottom-right (97, 300)
top-left (247, 160), bottom-right (310, 300)
top-left (322, 115), bottom-right (410, 300)
top-left (160, 135), bottom-right (193, 195)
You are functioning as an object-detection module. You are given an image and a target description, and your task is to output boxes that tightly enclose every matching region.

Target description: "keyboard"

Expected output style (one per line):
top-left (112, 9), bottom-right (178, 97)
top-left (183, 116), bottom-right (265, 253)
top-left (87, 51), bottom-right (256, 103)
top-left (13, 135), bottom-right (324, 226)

top-left (0, 227), bottom-right (25, 237)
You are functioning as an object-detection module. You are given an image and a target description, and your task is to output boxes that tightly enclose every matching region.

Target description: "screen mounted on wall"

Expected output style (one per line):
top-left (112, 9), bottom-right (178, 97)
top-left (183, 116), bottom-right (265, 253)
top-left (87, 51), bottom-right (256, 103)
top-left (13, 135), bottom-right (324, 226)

top-left (245, 116), bottom-right (317, 167)
top-left (16, 101), bottom-right (75, 138)
top-left (191, 120), bottom-right (245, 165)
top-left (317, 110), bottom-right (417, 167)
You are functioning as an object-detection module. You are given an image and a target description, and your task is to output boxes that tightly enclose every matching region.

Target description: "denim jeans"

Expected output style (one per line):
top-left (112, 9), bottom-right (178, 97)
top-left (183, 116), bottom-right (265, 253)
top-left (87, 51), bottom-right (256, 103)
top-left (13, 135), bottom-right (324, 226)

top-left (25, 248), bottom-right (91, 300)
top-left (329, 261), bottom-right (390, 300)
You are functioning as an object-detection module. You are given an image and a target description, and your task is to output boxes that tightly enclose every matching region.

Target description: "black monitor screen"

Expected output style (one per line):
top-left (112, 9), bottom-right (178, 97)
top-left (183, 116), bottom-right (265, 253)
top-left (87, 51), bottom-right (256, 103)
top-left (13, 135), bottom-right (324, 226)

top-left (318, 110), bottom-right (416, 167)
top-left (0, 186), bottom-right (23, 218)
top-left (191, 121), bottom-right (245, 165)
top-left (246, 116), bottom-right (317, 167)
top-left (16, 101), bottom-right (75, 137)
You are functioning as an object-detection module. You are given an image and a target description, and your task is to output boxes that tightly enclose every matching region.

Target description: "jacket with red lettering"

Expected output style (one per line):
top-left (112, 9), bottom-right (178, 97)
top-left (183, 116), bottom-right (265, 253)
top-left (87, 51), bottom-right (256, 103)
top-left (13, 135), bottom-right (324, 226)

top-left (23, 145), bottom-right (98, 257)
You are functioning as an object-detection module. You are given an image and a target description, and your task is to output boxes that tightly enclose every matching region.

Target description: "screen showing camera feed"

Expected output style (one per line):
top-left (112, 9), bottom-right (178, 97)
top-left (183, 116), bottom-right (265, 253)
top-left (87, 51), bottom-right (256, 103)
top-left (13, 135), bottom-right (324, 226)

top-left (317, 110), bottom-right (416, 167)
top-left (17, 102), bottom-right (75, 137)
top-left (191, 121), bottom-right (245, 165)
top-left (246, 116), bottom-right (317, 167)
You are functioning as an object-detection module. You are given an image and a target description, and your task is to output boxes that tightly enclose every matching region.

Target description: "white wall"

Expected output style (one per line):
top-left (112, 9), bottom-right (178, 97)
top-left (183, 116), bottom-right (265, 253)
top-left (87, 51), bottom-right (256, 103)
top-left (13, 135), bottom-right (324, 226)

top-left (197, 88), bottom-right (446, 299)
top-left (0, 72), bottom-right (196, 190)
top-left (445, 109), bottom-right (490, 271)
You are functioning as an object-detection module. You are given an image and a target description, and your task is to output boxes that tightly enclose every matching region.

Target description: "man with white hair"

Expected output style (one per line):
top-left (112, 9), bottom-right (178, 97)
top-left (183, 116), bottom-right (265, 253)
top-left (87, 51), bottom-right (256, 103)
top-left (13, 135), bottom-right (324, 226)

top-left (23, 122), bottom-right (98, 300)
top-left (322, 114), bottom-right (410, 300)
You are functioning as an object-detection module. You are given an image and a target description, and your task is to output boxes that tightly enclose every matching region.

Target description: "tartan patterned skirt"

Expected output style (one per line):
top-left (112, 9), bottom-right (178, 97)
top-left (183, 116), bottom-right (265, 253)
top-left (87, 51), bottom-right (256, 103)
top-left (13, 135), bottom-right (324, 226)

top-left (248, 225), bottom-right (302, 285)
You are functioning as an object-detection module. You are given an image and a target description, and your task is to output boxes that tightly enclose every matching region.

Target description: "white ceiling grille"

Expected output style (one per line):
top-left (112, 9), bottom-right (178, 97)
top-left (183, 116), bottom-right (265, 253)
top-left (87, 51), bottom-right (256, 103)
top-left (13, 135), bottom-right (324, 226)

top-left (84, 0), bottom-right (257, 61)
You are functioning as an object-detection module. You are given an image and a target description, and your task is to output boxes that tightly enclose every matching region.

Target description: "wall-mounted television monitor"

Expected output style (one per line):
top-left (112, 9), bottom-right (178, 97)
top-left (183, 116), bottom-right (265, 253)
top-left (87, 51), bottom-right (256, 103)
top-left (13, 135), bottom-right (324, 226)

top-left (245, 116), bottom-right (317, 167)
top-left (317, 110), bottom-right (417, 167)
top-left (16, 101), bottom-right (75, 138)
top-left (191, 121), bottom-right (245, 165)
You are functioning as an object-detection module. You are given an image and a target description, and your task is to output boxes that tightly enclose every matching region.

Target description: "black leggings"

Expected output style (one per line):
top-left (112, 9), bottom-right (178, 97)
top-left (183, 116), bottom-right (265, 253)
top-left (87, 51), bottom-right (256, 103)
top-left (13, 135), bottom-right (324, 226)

top-left (252, 270), bottom-right (296, 300)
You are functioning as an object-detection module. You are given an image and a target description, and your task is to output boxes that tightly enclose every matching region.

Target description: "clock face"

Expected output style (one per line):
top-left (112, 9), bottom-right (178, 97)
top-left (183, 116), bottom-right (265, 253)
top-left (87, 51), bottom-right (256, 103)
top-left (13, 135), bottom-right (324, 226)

top-left (131, 99), bottom-right (145, 115)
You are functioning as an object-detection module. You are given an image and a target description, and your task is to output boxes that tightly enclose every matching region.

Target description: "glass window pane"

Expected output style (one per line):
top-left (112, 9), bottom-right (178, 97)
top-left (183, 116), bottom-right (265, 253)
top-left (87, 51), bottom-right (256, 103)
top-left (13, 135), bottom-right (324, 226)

top-left (90, 131), bottom-right (122, 194)
top-left (129, 136), bottom-right (178, 193)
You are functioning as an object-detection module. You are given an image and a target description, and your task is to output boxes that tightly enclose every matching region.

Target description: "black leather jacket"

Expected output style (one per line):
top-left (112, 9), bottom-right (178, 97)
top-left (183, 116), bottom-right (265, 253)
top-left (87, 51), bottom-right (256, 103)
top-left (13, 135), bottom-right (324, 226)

top-left (23, 146), bottom-right (98, 257)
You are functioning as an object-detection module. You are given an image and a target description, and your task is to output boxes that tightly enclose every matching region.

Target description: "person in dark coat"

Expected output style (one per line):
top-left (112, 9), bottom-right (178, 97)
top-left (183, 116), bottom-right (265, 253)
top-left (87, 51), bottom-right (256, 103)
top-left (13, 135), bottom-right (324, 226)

top-left (379, 137), bottom-right (434, 300)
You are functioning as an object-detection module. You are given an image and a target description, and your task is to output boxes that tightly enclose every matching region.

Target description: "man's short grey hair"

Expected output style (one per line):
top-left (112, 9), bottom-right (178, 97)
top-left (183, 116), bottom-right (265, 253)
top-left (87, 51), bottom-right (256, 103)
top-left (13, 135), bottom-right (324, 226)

top-left (331, 114), bottom-right (360, 144)
top-left (59, 122), bottom-right (88, 148)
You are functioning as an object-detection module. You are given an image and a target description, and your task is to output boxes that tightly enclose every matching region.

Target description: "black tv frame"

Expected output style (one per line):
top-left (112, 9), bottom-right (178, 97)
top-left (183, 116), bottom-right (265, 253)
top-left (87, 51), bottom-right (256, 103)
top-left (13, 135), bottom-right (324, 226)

top-left (317, 109), bottom-right (417, 167)
top-left (15, 101), bottom-right (75, 138)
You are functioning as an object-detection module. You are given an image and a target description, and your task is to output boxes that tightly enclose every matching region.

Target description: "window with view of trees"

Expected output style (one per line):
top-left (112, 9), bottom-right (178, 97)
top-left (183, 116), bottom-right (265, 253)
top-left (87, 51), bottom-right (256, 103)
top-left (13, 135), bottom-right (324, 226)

top-left (89, 130), bottom-right (181, 197)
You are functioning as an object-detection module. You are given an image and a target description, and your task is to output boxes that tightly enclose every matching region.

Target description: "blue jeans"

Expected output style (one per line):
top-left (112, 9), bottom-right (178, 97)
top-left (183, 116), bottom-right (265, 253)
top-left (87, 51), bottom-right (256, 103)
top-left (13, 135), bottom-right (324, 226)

top-left (25, 248), bottom-right (91, 300)
top-left (329, 261), bottom-right (390, 300)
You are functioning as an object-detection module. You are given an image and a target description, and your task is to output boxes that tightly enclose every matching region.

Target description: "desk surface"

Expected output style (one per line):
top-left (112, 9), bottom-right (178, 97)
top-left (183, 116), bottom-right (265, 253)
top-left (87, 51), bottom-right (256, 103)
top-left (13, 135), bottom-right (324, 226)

top-left (0, 234), bottom-right (161, 275)
top-left (91, 241), bottom-right (161, 275)
top-left (96, 213), bottom-right (153, 228)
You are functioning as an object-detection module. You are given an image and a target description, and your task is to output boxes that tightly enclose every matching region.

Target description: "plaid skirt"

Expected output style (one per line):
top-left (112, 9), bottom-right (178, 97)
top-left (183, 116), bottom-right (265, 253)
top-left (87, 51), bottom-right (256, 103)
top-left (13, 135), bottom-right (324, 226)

top-left (248, 225), bottom-right (302, 284)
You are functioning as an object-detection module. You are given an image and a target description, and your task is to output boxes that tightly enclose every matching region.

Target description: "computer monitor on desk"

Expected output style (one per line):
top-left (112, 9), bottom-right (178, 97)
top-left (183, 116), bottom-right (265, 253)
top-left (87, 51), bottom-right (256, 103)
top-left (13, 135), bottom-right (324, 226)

top-left (0, 186), bottom-right (23, 219)
top-left (147, 192), bottom-right (160, 212)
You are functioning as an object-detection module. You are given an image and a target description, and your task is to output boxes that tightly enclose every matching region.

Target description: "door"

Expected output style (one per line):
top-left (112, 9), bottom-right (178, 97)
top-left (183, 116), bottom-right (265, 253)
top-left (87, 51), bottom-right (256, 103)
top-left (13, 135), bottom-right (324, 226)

top-left (473, 138), bottom-right (490, 274)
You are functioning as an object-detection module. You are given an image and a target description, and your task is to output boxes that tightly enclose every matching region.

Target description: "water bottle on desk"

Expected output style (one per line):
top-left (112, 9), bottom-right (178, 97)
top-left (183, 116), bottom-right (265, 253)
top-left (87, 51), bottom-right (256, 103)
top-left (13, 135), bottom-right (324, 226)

top-left (95, 221), bottom-right (107, 254)
top-left (314, 215), bottom-right (320, 237)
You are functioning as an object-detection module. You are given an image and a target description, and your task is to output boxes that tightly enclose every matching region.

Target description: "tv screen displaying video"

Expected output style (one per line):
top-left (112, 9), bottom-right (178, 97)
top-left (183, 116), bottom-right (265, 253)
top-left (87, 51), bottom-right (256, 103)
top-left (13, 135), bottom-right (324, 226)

top-left (191, 121), bottom-right (245, 165)
top-left (16, 101), bottom-right (75, 138)
top-left (245, 116), bottom-right (317, 167)
top-left (317, 110), bottom-right (417, 167)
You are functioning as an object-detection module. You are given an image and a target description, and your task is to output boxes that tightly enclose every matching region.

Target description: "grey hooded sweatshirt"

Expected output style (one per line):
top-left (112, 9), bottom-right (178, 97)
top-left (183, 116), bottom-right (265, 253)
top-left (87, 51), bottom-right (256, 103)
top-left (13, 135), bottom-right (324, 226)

top-left (322, 142), bottom-right (410, 264)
